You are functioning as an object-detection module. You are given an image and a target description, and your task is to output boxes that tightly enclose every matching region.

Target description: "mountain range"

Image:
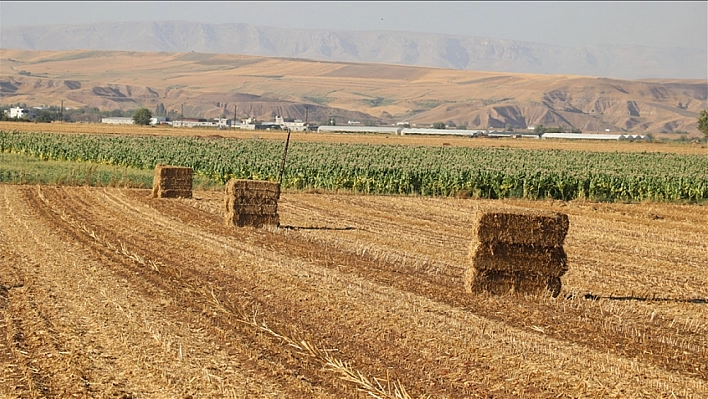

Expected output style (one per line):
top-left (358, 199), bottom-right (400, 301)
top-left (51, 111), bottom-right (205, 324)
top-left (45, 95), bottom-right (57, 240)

top-left (2, 48), bottom-right (706, 135)
top-left (1, 21), bottom-right (706, 80)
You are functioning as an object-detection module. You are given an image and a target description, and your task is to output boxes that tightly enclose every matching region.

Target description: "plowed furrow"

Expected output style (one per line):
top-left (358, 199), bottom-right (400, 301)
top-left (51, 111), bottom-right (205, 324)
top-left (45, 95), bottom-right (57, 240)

top-left (49, 187), bottom-right (506, 398)
top-left (128, 190), bottom-right (708, 385)
top-left (6, 185), bottom-right (706, 397)
top-left (23, 186), bottom-right (350, 398)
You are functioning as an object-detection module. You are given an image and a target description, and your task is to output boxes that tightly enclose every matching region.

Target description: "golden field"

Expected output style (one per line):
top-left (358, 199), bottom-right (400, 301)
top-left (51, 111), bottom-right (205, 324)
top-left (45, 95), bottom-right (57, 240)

top-left (1, 183), bottom-right (706, 398)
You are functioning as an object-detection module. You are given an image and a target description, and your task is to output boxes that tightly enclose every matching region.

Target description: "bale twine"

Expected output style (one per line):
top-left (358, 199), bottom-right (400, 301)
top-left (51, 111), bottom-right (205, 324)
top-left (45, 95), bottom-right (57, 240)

top-left (224, 179), bottom-right (280, 228)
top-left (464, 210), bottom-right (569, 297)
top-left (151, 164), bottom-right (193, 198)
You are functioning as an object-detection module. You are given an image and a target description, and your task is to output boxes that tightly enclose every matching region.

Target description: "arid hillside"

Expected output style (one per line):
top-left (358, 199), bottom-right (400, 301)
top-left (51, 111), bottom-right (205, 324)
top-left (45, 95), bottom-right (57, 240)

top-left (2, 21), bottom-right (706, 80)
top-left (1, 49), bottom-right (706, 134)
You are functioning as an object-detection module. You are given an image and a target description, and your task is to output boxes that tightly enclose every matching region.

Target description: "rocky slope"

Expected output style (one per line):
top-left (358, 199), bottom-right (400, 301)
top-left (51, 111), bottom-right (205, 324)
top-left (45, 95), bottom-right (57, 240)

top-left (1, 49), bottom-right (705, 134)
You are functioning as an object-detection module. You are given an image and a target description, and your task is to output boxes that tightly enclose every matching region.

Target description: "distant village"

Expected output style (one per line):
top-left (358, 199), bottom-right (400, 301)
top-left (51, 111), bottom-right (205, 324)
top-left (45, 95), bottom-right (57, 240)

top-left (4, 106), bottom-right (651, 141)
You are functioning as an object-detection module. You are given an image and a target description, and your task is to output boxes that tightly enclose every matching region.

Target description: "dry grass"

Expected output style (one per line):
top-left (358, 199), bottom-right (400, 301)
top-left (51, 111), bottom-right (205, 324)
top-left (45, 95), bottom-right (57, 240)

top-left (224, 179), bottom-right (280, 228)
top-left (151, 164), bottom-right (193, 198)
top-left (464, 210), bottom-right (569, 297)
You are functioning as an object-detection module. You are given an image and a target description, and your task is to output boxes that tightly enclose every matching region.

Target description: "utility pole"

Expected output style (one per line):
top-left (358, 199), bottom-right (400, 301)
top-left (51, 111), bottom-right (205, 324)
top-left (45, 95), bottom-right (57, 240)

top-left (60, 100), bottom-right (63, 123)
top-left (181, 104), bottom-right (184, 119)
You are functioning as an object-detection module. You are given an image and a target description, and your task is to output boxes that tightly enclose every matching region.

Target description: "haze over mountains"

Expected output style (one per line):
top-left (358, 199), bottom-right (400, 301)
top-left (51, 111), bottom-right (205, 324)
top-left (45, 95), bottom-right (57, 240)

top-left (1, 21), bottom-right (706, 80)
top-left (2, 48), bottom-right (705, 134)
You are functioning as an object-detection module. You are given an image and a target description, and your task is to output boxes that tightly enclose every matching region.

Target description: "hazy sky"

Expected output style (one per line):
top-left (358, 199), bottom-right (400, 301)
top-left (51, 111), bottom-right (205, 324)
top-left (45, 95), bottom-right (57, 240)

top-left (2, 1), bottom-right (706, 51)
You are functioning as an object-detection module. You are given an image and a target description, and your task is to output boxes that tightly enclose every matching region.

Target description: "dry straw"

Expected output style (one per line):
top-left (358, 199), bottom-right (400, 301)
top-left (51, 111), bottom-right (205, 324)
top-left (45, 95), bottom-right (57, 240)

top-left (473, 211), bottom-right (569, 247)
top-left (465, 210), bottom-right (569, 297)
top-left (151, 164), bottom-right (193, 198)
top-left (224, 179), bottom-right (280, 228)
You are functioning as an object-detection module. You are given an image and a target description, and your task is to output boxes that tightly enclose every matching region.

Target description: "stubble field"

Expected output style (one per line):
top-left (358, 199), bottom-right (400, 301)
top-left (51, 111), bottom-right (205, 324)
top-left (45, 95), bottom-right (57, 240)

top-left (1, 182), bottom-right (707, 398)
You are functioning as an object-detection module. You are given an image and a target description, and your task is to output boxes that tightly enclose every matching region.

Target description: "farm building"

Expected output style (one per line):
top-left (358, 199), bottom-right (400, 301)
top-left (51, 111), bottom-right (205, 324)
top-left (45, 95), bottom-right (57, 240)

top-left (541, 133), bottom-right (651, 141)
top-left (317, 125), bottom-right (402, 134)
top-left (101, 117), bottom-right (134, 125)
top-left (487, 131), bottom-right (540, 139)
top-left (5, 107), bottom-right (35, 119)
top-left (102, 116), bottom-right (167, 125)
top-left (401, 128), bottom-right (489, 137)
top-left (275, 116), bottom-right (309, 132)
top-left (170, 118), bottom-right (219, 128)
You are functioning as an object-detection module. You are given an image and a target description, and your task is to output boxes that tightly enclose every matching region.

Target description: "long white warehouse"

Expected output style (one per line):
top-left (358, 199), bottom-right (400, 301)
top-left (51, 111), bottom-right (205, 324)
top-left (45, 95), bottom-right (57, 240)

top-left (541, 133), bottom-right (650, 141)
top-left (317, 125), bottom-right (402, 134)
top-left (400, 128), bottom-right (487, 137)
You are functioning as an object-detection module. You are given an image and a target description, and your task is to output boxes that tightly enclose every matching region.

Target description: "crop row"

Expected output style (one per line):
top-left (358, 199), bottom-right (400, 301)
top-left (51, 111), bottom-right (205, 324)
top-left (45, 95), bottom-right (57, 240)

top-left (1, 130), bottom-right (707, 202)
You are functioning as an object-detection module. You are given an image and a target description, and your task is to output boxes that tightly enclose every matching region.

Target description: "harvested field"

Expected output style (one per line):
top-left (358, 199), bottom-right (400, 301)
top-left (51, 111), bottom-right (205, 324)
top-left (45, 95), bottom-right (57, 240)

top-left (1, 184), bottom-right (707, 398)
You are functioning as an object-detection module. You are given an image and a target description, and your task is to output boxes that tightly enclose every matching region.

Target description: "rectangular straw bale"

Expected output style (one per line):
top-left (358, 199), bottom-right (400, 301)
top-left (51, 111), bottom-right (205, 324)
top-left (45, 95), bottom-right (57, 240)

top-left (157, 189), bottom-right (193, 199)
top-left (224, 178), bottom-right (280, 227)
top-left (224, 201), bottom-right (278, 215)
top-left (225, 211), bottom-right (280, 228)
top-left (464, 268), bottom-right (561, 297)
top-left (152, 164), bottom-right (193, 198)
top-left (225, 195), bottom-right (278, 207)
top-left (472, 210), bottom-right (569, 246)
top-left (225, 179), bottom-right (280, 196)
top-left (468, 241), bottom-right (568, 276)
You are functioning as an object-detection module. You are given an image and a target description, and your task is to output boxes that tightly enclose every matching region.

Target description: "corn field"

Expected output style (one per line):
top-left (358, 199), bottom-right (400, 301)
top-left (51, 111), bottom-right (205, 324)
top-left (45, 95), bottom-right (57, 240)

top-left (1, 130), bottom-right (706, 202)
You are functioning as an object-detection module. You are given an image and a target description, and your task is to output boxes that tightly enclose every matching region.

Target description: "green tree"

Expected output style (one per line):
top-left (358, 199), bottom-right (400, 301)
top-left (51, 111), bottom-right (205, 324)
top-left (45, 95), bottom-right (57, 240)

top-left (35, 109), bottom-right (56, 123)
top-left (133, 108), bottom-right (152, 125)
top-left (432, 122), bottom-right (446, 129)
top-left (698, 109), bottom-right (708, 139)
top-left (155, 103), bottom-right (166, 117)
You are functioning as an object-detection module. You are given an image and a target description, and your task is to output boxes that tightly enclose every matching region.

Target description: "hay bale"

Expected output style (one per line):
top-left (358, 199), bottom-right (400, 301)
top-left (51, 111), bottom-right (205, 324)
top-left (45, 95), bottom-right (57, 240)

top-left (225, 179), bottom-right (280, 197)
top-left (465, 209), bottom-right (569, 298)
top-left (468, 241), bottom-right (568, 276)
top-left (464, 269), bottom-right (562, 297)
top-left (472, 211), bottom-right (569, 247)
top-left (224, 179), bottom-right (280, 228)
top-left (152, 164), bottom-right (193, 198)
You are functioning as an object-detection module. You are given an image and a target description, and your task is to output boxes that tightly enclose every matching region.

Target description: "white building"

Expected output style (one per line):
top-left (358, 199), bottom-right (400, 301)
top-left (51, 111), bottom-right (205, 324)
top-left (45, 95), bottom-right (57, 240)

top-left (171, 119), bottom-right (219, 128)
top-left (401, 128), bottom-right (488, 137)
top-left (232, 118), bottom-right (257, 130)
top-left (283, 120), bottom-right (308, 132)
top-left (317, 125), bottom-right (402, 134)
top-left (101, 117), bottom-right (134, 125)
top-left (6, 107), bottom-right (35, 119)
top-left (541, 133), bottom-right (650, 141)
